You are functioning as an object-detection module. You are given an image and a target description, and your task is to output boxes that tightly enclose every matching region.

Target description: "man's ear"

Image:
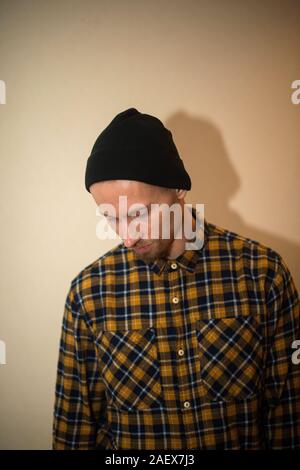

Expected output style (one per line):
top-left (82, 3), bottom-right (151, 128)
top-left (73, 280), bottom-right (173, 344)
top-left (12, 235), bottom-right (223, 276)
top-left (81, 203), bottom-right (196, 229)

top-left (176, 189), bottom-right (187, 200)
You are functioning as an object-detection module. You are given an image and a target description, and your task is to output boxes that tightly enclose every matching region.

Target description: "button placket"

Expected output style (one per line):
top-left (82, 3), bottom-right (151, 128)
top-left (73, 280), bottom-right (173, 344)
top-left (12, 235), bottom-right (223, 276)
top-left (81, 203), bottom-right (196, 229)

top-left (176, 344), bottom-right (192, 411)
top-left (168, 260), bottom-right (192, 412)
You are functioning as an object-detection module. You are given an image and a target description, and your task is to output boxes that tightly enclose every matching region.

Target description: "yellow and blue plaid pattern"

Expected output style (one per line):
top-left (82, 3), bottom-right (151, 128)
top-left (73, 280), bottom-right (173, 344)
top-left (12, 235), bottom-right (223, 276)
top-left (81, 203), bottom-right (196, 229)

top-left (53, 217), bottom-right (300, 449)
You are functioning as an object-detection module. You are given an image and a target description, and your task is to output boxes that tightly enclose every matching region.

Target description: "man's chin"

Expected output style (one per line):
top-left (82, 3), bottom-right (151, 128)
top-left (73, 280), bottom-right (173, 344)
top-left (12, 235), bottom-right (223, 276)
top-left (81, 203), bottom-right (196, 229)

top-left (133, 247), bottom-right (157, 263)
top-left (134, 242), bottom-right (171, 264)
top-left (138, 254), bottom-right (156, 263)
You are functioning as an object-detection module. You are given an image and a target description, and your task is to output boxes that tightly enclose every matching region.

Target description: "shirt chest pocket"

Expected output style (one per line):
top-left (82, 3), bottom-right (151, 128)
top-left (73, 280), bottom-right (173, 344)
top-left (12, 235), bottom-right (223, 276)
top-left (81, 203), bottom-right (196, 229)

top-left (95, 327), bottom-right (163, 411)
top-left (196, 315), bottom-right (264, 401)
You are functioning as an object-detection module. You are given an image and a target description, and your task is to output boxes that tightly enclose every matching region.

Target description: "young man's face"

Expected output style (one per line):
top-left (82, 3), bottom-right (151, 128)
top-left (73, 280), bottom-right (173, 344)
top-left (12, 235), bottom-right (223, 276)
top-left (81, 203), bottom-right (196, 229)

top-left (89, 179), bottom-right (188, 263)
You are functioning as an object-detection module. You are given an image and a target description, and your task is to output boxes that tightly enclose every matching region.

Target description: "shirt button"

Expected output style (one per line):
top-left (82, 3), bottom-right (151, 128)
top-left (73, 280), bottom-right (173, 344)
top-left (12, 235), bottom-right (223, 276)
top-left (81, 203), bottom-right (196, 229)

top-left (183, 401), bottom-right (191, 409)
top-left (172, 296), bottom-right (179, 304)
top-left (171, 262), bottom-right (177, 270)
top-left (178, 349), bottom-right (184, 356)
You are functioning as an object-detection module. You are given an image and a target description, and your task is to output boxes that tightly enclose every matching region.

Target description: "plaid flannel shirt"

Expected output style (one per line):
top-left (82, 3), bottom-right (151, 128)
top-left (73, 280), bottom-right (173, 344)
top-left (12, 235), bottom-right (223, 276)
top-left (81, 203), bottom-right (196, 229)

top-left (53, 212), bottom-right (300, 449)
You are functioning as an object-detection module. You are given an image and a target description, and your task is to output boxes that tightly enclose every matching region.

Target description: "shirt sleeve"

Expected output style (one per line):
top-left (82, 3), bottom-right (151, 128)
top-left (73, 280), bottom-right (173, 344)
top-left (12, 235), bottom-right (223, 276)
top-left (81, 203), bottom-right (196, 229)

top-left (52, 284), bottom-right (114, 450)
top-left (262, 254), bottom-right (300, 449)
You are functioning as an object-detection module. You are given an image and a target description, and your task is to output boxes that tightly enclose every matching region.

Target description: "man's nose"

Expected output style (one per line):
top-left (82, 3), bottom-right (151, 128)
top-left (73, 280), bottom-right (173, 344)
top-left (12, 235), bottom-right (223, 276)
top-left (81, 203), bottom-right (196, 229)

top-left (119, 222), bottom-right (139, 248)
top-left (119, 219), bottom-right (143, 248)
top-left (123, 236), bottom-right (139, 248)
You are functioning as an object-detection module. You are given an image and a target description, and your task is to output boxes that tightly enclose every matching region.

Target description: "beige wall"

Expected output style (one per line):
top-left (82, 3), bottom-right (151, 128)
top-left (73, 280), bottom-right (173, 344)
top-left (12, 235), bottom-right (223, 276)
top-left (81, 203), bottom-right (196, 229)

top-left (0, 0), bottom-right (299, 449)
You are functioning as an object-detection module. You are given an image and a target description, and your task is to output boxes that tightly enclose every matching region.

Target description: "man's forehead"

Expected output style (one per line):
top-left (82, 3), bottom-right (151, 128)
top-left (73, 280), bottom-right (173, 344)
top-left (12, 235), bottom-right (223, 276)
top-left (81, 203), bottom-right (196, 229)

top-left (92, 179), bottom-right (155, 192)
top-left (90, 180), bottom-right (169, 203)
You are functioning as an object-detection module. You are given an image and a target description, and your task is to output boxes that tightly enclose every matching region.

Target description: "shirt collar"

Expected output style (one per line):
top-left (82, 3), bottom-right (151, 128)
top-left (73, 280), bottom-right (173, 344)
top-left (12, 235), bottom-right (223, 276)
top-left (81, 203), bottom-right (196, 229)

top-left (133, 206), bottom-right (209, 276)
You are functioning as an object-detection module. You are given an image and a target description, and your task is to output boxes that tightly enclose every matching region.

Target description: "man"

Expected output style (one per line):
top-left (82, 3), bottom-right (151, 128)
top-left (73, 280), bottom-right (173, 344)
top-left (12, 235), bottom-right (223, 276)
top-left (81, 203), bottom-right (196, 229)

top-left (53, 108), bottom-right (300, 450)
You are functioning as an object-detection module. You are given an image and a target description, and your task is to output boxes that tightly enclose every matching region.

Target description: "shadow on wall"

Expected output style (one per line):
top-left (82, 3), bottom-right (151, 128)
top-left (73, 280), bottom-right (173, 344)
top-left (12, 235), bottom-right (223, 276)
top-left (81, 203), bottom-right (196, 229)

top-left (165, 110), bottom-right (300, 292)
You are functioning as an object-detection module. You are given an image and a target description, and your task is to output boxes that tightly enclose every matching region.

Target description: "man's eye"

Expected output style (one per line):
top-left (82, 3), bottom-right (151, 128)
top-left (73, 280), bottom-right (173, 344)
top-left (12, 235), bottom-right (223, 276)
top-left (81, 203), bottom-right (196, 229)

top-left (135, 210), bottom-right (148, 218)
top-left (103, 214), bottom-right (115, 221)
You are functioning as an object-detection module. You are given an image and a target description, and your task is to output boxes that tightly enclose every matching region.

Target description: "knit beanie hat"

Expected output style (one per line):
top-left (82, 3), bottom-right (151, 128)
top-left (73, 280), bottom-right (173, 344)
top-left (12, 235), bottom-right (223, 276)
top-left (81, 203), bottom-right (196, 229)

top-left (85, 107), bottom-right (191, 192)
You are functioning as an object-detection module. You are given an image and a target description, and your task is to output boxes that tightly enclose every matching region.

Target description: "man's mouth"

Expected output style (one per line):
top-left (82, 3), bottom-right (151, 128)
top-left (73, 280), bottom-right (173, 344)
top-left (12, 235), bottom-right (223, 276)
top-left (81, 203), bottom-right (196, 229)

top-left (134, 243), bottom-right (152, 254)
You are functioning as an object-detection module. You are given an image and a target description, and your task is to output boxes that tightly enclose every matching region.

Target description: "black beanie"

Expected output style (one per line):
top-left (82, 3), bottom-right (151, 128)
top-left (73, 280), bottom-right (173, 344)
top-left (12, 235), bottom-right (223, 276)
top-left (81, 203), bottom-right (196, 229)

top-left (85, 108), bottom-right (191, 192)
